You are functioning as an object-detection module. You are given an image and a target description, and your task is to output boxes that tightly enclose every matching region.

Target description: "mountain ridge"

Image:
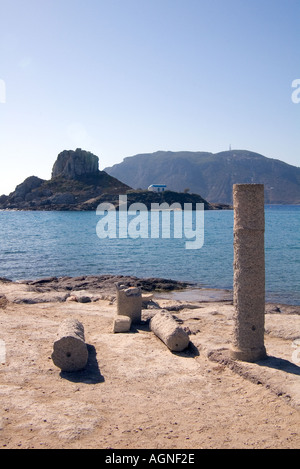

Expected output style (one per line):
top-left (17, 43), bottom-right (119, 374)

top-left (104, 150), bottom-right (300, 205)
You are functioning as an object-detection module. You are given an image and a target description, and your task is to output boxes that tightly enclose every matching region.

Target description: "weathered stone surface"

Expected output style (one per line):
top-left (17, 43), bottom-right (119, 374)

top-left (51, 318), bottom-right (88, 372)
top-left (112, 315), bottom-right (132, 333)
top-left (150, 310), bottom-right (190, 352)
top-left (51, 148), bottom-right (99, 180)
top-left (11, 176), bottom-right (45, 200)
top-left (230, 184), bottom-right (267, 362)
top-left (115, 283), bottom-right (142, 324)
top-left (48, 192), bottom-right (76, 205)
top-left (17, 275), bottom-right (191, 299)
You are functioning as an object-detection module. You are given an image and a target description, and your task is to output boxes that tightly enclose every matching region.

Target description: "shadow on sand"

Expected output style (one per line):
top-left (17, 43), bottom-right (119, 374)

top-left (60, 344), bottom-right (104, 384)
top-left (257, 355), bottom-right (300, 376)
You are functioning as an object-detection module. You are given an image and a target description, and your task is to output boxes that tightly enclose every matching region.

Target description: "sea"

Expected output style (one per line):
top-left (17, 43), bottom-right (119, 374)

top-left (0, 205), bottom-right (299, 305)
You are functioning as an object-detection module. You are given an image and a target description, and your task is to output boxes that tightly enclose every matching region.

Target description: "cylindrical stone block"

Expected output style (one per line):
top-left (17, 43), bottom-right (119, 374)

top-left (230, 184), bottom-right (267, 362)
top-left (51, 318), bottom-right (88, 371)
top-left (115, 283), bottom-right (142, 324)
top-left (150, 311), bottom-right (190, 352)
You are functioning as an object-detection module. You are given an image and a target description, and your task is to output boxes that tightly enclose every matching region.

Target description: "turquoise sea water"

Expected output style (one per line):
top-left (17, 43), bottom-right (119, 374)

top-left (0, 205), bottom-right (299, 305)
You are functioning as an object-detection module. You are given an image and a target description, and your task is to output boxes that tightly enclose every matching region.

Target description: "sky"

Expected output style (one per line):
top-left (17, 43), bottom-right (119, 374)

top-left (0, 0), bottom-right (299, 195)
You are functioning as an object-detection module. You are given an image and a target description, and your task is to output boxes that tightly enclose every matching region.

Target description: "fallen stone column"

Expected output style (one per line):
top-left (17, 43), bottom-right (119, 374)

top-left (115, 283), bottom-right (142, 324)
top-left (150, 311), bottom-right (190, 352)
top-left (51, 318), bottom-right (88, 371)
top-left (230, 183), bottom-right (267, 362)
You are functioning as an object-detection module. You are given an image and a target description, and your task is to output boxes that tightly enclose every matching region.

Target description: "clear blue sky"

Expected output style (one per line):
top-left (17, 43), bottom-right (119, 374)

top-left (0, 0), bottom-right (299, 195)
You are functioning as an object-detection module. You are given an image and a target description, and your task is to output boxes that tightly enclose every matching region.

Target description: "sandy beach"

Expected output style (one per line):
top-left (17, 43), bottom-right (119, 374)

top-left (0, 275), bottom-right (299, 449)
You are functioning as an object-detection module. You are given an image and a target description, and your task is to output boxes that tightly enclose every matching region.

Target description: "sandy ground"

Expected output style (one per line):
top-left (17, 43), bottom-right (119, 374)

top-left (0, 278), bottom-right (299, 450)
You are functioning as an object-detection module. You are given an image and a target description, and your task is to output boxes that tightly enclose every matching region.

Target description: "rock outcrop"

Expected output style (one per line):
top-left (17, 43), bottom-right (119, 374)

top-left (51, 148), bottom-right (99, 180)
top-left (11, 176), bottom-right (46, 201)
top-left (0, 149), bottom-right (131, 210)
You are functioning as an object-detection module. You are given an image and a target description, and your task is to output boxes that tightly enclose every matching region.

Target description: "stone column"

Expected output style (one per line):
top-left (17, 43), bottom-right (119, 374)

top-left (115, 283), bottom-right (142, 324)
top-left (51, 318), bottom-right (88, 372)
top-left (230, 184), bottom-right (267, 362)
top-left (150, 311), bottom-right (190, 352)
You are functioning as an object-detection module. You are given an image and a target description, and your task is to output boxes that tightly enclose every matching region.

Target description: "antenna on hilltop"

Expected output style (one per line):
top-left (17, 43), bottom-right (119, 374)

top-left (229, 144), bottom-right (232, 151)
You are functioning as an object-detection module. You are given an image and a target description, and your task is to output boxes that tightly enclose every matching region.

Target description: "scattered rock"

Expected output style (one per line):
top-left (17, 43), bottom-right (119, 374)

top-left (0, 295), bottom-right (8, 309)
top-left (66, 295), bottom-right (78, 302)
top-left (20, 275), bottom-right (191, 298)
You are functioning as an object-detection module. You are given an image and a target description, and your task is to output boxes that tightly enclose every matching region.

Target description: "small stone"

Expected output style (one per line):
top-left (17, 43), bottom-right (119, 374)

top-left (112, 316), bottom-right (132, 333)
top-left (66, 295), bottom-right (78, 302)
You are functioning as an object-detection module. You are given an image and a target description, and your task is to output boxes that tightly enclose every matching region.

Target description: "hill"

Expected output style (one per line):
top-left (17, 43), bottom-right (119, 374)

top-left (0, 149), bottom-right (230, 211)
top-left (0, 149), bottom-right (131, 211)
top-left (104, 150), bottom-right (300, 205)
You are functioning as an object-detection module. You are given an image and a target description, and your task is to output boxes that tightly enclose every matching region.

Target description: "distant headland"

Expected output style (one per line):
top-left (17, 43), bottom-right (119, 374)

top-left (0, 149), bottom-right (230, 211)
top-left (105, 149), bottom-right (300, 205)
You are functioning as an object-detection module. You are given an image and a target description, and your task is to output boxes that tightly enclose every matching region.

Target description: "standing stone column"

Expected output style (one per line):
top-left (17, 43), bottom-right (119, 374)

top-left (230, 184), bottom-right (267, 362)
top-left (115, 283), bottom-right (142, 324)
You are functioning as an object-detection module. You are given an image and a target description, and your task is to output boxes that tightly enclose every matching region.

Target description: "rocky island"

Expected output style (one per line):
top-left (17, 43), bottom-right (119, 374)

top-left (0, 149), bottom-right (231, 211)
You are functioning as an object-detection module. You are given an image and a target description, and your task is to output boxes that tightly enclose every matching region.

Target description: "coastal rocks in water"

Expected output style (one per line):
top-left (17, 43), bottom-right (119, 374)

top-left (51, 148), bottom-right (99, 180)
top-left (0, 275), bottom-right (192, 308)
top-left (21, 275), bottom-right (191, 298)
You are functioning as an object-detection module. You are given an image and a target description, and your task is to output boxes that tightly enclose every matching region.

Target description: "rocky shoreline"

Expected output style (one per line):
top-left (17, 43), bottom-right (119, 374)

top-left (1, 274), bottom-right (299, 313)
top-left (25, 274), bottom-right (192, 293)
